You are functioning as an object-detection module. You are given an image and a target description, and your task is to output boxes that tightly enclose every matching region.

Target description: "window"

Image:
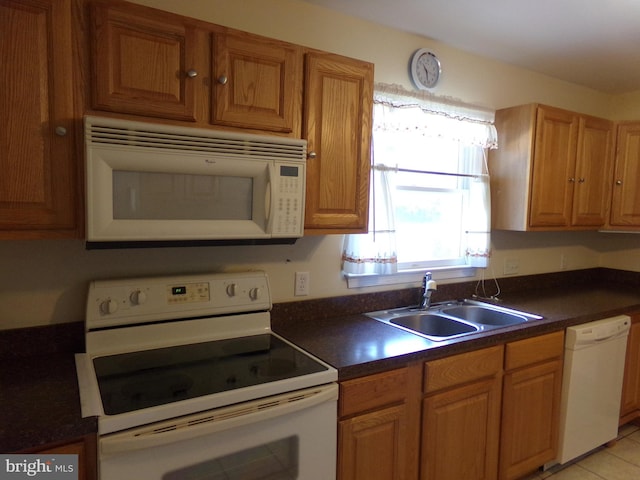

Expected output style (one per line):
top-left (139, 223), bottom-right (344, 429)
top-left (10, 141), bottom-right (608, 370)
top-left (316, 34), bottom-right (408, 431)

top-left (342, 84), bottom-right (497, 287)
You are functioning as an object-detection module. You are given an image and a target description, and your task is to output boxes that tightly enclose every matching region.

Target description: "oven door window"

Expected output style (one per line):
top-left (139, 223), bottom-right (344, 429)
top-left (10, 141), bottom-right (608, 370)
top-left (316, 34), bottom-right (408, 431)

top-left (163, 436), bottom-right (298, 480)
top-left (112, 171), bottom-right (253, 220)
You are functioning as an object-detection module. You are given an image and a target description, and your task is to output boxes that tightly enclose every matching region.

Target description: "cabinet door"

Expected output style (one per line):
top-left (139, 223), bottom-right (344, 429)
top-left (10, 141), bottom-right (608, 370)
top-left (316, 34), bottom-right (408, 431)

top-left (572, 116), bottom-right (614, 226)
top-left (499, 359), bottom-right (563, 480)
top-left (610, 123), bottom-right (640, 227)
top-left (0, 0), bottom-right (79, 238)
top-left (620, 318), bottom-right (640, 422)
top-left (421, 377), bottom-right (502, 480)
top-left (339, 404), bottom-right (408, 480)
top-left (212, 31), bottom-right (301, 135)
top-left (31, 436), bottom-right (97, 480)
top-left (90, 1), bottom-right (204, 122)
top-left (303, 52), bottom-right (373, 234)
top-left (338, 365), bottom-right (421, 480)
top-left (529, 106), bottom-right (579, 227)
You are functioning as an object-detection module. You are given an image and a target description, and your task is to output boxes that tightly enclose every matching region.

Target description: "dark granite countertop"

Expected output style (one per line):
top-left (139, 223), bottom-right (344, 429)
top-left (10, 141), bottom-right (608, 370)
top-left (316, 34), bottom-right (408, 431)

top-left (272, 270), bottom-right (640, 380)
top-left (3, 268), bottom-right (640, 452)
top-left (0, 353), bottom-right (97, 452)
top-left (0, 323), bottom-right (96, 453)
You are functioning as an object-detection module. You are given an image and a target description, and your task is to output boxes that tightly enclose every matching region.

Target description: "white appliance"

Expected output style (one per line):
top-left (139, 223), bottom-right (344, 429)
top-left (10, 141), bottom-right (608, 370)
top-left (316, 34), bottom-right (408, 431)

top-left (84, 116), bottom-right (307, 248)
top-left (555, 315), bottom-right (630, 465)
top-left (75, 271), bottom-right (337, 480)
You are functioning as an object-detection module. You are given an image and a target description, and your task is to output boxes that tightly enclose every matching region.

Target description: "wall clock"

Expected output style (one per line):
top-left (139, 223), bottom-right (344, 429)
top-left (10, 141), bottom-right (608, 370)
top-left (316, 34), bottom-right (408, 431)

top-left (410, 49), bottom-right (441, 89)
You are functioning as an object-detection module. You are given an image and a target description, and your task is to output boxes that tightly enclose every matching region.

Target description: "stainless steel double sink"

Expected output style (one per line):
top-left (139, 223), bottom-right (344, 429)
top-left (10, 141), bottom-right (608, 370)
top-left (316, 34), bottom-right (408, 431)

top-left (365, 299), bottom-right (543, 342)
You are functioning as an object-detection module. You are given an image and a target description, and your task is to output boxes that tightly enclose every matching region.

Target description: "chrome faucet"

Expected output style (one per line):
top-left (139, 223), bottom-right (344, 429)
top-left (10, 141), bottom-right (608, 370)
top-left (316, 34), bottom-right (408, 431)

top-left (419, 272), bottom-right (438, 309)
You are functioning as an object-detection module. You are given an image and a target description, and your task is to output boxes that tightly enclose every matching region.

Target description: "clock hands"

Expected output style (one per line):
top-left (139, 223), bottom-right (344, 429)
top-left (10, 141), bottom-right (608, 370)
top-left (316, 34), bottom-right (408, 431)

top-left (411, 49), bottom-right (440, 89)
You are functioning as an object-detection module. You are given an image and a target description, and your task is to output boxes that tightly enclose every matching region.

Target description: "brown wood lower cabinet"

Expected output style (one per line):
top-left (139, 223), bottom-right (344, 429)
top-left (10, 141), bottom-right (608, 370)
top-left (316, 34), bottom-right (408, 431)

top-left (338, 364), bottom-right (421, 480)
top-left (620, 313), bottom-right (640, 424)
top-left (499, 331), bottom-right (564, 480)
top-left (338, 331), bottom-right (565, 480)
top-left (25, 435), bottom-right (97, 480)
top-left (421, 345), bottom-right (503, 480)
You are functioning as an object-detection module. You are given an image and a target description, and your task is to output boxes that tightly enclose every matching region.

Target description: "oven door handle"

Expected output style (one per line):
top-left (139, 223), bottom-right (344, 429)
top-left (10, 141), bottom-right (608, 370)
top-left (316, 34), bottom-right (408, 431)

top-left (101, 383), bottom-right (338, 456)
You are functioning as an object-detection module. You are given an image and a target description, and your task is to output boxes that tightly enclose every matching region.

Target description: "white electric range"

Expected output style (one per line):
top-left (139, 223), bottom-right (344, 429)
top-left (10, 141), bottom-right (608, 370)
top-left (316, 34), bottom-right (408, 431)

top-left (75, 271), bottom-right (337, 480)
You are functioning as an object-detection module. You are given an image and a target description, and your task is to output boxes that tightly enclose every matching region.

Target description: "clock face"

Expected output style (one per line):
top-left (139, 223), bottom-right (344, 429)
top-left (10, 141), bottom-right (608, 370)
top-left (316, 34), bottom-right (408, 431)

top-left (411, 50), bottom-right (441, 89)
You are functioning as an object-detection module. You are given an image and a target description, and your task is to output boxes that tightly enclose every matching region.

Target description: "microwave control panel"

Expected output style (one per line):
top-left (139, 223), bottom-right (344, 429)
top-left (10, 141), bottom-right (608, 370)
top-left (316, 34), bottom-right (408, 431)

top-left (272, 163), bottom-right (305, 236)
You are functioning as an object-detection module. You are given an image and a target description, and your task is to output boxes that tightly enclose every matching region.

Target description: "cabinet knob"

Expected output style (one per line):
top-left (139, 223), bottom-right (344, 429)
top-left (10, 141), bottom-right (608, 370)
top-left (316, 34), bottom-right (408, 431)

top-left (186, 69), bottom-right (198, 78)
top-left (308, 151), bottom-right (317, 159)
top-left (616, 180), bottom-right (623, 185)
top-left (54, 126), bottom-right (67, 136)
top-left (217, 75), bottom-right (228, 85)
top-left (569, 177), bottom-right (576, 183)
top-left (578, 178), bottom-right (586, 183)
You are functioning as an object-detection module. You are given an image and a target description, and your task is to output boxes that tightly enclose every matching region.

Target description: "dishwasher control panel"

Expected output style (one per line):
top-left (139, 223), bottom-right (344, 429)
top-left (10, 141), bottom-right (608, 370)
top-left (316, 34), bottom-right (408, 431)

top-left (565, 315), bottom-right (630, 348)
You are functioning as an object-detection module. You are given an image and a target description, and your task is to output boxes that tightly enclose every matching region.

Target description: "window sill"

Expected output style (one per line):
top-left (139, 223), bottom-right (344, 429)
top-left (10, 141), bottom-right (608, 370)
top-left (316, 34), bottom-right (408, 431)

top-left (344, 266), bottom-right (476, 289)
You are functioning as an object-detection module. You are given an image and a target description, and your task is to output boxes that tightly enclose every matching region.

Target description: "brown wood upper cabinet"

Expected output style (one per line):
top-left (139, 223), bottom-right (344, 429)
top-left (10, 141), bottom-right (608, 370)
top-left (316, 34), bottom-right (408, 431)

top-left (303, 52), bottom-right (373, 234)
top-left (0, 0), bottom-right (80, 239)
top-left (89, 1), bottom-right (302, 135)
top-left (90, 0), bottom-right (206, 122)
top-left (490, 104), bottom-right (614, 231)
top-left (212, 31), bottom-right (302, 135)
top-left (608, 122), bottom-right (640, 229)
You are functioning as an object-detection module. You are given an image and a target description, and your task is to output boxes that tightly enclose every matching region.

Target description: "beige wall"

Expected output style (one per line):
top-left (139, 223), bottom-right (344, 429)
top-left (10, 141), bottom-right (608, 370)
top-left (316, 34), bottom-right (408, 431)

top-left (2, 0), bottom-right (640, 330)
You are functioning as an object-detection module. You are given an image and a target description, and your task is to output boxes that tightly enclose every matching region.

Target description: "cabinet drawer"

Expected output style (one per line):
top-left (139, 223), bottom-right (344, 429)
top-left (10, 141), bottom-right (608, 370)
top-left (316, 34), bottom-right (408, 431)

top-left (505, 330), bottom-right (564, 371)
top-left (339, 368), bottom-right (408, 417)
top-left (424, 345), bottom-right (503, 394)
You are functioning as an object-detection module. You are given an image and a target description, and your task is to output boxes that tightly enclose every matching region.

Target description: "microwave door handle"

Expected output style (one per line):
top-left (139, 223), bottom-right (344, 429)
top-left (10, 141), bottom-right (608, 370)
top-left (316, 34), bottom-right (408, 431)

top-left (100, 384), bottom-right (338, 456)
top-left (265, 181), bottom-right (271, 222)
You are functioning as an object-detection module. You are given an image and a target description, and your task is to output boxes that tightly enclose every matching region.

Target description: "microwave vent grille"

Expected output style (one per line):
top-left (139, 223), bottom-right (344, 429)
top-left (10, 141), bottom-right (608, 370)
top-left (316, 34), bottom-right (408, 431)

top-left (85, 117), bottom-right (306, 161)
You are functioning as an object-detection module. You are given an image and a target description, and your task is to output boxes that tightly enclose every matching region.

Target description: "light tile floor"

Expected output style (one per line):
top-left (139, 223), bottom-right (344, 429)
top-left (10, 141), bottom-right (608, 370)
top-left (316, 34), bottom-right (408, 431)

top-left (522, 424), bottom-right (640, 480)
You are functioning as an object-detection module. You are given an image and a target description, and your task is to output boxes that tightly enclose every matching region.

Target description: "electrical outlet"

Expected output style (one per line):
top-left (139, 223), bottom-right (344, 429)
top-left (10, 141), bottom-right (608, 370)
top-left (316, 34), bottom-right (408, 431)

top-left (294, 271), bottom-right (310, 296)
top-left (503, 258), bottom-right (520, 275)
top-left (560, 253), bottom-right (568, 270)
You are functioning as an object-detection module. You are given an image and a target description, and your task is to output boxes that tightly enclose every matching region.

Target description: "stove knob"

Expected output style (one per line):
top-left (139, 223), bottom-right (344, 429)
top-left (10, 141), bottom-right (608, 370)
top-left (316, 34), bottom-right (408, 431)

top-left (100, 299), bottom-right (119, 315)
top-left (226, 283), bottom-right (237, 297)
top-left (249, 287), bottom-right (261, 301)
top-left (130, 290), bottom-right (147, 305)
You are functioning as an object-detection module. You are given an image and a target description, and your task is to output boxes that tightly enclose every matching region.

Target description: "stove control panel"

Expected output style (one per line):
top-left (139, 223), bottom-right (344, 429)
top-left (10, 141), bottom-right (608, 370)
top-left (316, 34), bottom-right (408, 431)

top-left (86, 271), bottom-right (271, 330)
top-left (166, 282), bottom-right (210, 305)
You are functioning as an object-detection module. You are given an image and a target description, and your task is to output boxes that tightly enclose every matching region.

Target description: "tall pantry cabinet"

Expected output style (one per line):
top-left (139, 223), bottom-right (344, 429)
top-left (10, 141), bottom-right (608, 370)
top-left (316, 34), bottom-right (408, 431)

top-left (0, 0), bottom-right (81, 238)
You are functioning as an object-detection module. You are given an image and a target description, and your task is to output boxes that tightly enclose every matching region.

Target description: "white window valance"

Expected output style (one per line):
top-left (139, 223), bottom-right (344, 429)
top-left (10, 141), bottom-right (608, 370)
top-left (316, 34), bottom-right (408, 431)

top-left (373, 83), bottom-right (498, 149)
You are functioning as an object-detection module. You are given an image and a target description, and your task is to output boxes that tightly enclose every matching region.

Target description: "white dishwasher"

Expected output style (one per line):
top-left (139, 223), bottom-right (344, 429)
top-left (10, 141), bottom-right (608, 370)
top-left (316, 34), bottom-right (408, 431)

top-left (555, 315), bottom-right (631, 465)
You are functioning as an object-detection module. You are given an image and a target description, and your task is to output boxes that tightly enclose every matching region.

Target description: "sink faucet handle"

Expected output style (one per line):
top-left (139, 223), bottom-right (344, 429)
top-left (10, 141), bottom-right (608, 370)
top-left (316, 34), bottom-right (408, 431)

top-left (419, 272), bottom-right (437, 309)
top-left (423, 272), bottom-right (436, 290)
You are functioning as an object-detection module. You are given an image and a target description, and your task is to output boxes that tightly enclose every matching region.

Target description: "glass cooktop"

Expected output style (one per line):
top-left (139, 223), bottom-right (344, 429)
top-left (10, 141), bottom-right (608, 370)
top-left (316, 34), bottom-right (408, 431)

top-left (93, 334), bottom-right (328, 415)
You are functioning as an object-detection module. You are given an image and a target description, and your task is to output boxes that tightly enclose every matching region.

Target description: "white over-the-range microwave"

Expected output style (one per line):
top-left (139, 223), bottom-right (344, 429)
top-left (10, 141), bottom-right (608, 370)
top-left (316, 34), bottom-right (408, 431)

top-left (84, 116), bottom-right (307, 248)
